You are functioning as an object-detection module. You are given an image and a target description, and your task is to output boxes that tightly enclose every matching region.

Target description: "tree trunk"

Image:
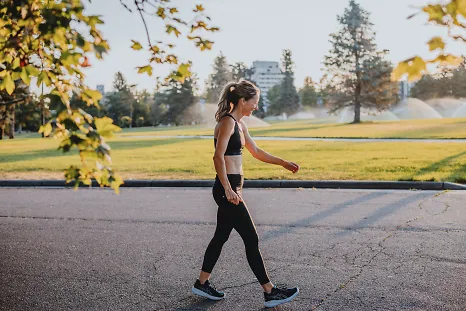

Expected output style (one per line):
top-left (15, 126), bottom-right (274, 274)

top-left (9, 104), bottom-right (15, 139)
top-left (0, 126), bottom-right (3, 140)
top-left (41, 103), bottom-right (45, 138)
top-left (353, 100), bottom-right (361, 123)
top-left (353, 78), bottom-right (362, 123)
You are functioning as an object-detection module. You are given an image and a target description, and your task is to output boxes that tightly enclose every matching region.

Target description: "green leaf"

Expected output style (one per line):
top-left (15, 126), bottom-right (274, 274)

top-left (131, 40), bottom-right (143, 50)
top-left (427, 37), bottom-right (445, 51)
top-left (137, 65), bottom-right (153, 76)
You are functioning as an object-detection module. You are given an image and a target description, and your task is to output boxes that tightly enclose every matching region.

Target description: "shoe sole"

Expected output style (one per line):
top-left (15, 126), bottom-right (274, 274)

top-left (191, 287), bottom-right (225, 301)
top-left (264, 287), bottom-right (299, 308)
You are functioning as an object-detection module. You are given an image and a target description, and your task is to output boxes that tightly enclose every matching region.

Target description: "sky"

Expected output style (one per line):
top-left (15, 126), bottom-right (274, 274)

top-left (82, 0), bottom-right (465, 94)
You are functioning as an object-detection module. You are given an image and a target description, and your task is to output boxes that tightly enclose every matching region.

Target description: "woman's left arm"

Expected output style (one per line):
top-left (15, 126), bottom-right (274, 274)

top-left (241, 120), bottom-right (300, 174)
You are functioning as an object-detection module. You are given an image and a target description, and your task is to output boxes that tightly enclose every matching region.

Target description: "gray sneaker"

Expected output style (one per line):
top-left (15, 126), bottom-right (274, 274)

top-left (264, 284), bottom-right (299, 308)
top-left (192, 279), bottom-right (225, 300)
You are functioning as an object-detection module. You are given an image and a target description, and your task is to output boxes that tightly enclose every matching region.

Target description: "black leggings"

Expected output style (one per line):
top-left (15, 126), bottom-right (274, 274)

top-left (201, 174), bottom-right (270, 285)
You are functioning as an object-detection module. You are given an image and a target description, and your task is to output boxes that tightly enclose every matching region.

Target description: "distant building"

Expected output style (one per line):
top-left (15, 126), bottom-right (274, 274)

top-left (250, 61), bottom-right (284, 110)
top-left (96, 84), bottom-right (105, 95)
top-left (399, 80), bottom-right (412, 100)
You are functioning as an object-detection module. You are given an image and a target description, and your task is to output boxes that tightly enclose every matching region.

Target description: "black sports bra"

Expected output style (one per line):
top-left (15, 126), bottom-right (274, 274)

top-left (213, 114), bottom-right (244, 156)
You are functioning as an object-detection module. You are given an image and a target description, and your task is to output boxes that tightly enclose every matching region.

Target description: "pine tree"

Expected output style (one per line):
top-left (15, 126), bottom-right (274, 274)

top-left (267, 49), bottom-right (299, 116)
top-left (231, 62), bottom-right (254, 81)
top-left (106, 72), bottom-right (135, 127)
top-left (299, 77), bottom-right (318, 107)
top-left (160, 76), bottom-right (197, 126)
top-left (324, 1), bottom-right (397, 122)
top-left (205, 53), bottom-right (232, 104)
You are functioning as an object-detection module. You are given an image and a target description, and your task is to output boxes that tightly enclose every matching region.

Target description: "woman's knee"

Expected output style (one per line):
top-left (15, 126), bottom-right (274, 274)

top-left (244, 231), bottom-right (259, 249)
top-left (211, 233), bottom-right (230, 247)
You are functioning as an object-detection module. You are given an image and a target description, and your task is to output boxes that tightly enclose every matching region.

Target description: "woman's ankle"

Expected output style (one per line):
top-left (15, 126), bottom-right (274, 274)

top-left (262, 282), bottom-right (274, 293)
top-left (199, 271), bottom-right (211, 284)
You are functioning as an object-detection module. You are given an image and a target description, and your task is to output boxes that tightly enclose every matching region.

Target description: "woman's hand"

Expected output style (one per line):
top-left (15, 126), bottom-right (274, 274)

top-left (283, 161), bottom-right (300, 174)
top-left (225, 187), bottom-right (243, 205)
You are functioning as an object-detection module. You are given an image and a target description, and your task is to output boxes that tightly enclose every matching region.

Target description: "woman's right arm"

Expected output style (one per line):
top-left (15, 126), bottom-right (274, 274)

top-left (213, 118), bottom-right (242, 205)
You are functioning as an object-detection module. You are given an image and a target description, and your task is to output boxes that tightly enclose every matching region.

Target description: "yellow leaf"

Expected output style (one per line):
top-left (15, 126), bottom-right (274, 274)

top-left (131, 40), bottom-right (143, 50)
top-left (20, 67), bottom-right (31, 85)
top-left (194, 4), bottom-right (204, 12)
top-left (39, 123), bottom-right (53, 137)
top-left (407, 57), bottom-right (426, 81)
top-left (0, 72), bottom-right (15, 95)
top-left (137, 65), bottom-right (153, 76)
top-left (166, 25), bottom-right (181, 37)
top-left (458, 0), bottom-right (466, 16)
top-left (429, 54), bottom-right (464, 66)
top-left (82, 88), bottom-right (103, 105)
top-left (427, 37), bottom-right (445, 51)
top-left (392, 57), bottom-right (426, 82)
top-left (423, 4), bottom-right (445, 23)
top-left (94, 117), bottom-right (121, 138)
top-left (110, 173), bottom-right (124, 194)
top-left (37, 71), bottom-right (51, 87)
top-left (391, 62), bottom-right (409, 81)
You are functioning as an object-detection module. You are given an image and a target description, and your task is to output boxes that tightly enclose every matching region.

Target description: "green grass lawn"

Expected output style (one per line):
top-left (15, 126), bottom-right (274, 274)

top-left (110, 117), bottom-right (466, 139)
top-left (14, 117), bottom-right (466, 139)
top-left (2, 134), bottom-right (466, 182)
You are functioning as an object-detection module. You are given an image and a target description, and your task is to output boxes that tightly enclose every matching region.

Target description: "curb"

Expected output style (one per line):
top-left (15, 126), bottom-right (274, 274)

top-left (0, 180), bottom-right (465, 190)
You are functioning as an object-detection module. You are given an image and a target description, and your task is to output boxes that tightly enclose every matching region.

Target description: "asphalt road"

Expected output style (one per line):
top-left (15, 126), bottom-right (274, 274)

top-left (1, 187), bottom-right (465, 311)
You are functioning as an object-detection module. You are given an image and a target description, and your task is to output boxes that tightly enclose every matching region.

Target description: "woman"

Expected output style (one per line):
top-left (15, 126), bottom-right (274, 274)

top-left (192, 80), bottom-right (300, 308)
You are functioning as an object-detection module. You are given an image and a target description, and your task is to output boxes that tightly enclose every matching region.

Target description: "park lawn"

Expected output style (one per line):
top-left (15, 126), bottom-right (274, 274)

top-left (13, 117), bottom-right (466, 139)
top-left (114, 117), bottom-right (466, 139)
top-left (1, 136), bottom-right (466, 182)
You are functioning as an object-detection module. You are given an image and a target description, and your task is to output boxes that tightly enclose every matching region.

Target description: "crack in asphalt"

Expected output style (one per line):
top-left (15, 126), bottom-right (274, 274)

top-left (310, 190), bottom-right (452, 310)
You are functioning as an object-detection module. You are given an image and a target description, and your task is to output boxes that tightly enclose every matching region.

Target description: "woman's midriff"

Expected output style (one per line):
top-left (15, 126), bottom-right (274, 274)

top-left (224, 155), bottom-right (243, 175)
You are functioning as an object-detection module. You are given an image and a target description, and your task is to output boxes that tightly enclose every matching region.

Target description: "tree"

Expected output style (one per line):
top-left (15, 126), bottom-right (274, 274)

top-left (254, 95), bottom-right (266, 119)
top-left (15, 95), bottom-right (42, 133)
top-left (394, 0), bottom-right (466, 81)
top-left (410, 75), bottom-right (440, 100)
top-left (299, 77), bottom-right (318, 107)
top-left (0, 80), bottom-right (30, 139)
top-left (324, 1), bottom-right (397, 123)
top-left (410, 58), bottom-right (466, 99)
top-left (451, 59), bottom-right (466, 97)
top-left (150, 92), bottom-right (168, 126)
top-left (0, 0), bottom-right (218, 192)
top-left (158, 76), bottom-right (197, 126)
top-left (205, 53), bottom-right (232, 104)
top-left (105, 72), bottom-right (134, 127)
top-left (231, 62), bottom-right (254, 81)
top-left (132, 90), bottom-right (151, 127)
top-left (266, 85), bottom-right (281, 116)
top-left (267, 49), bottom-right (300, 116)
